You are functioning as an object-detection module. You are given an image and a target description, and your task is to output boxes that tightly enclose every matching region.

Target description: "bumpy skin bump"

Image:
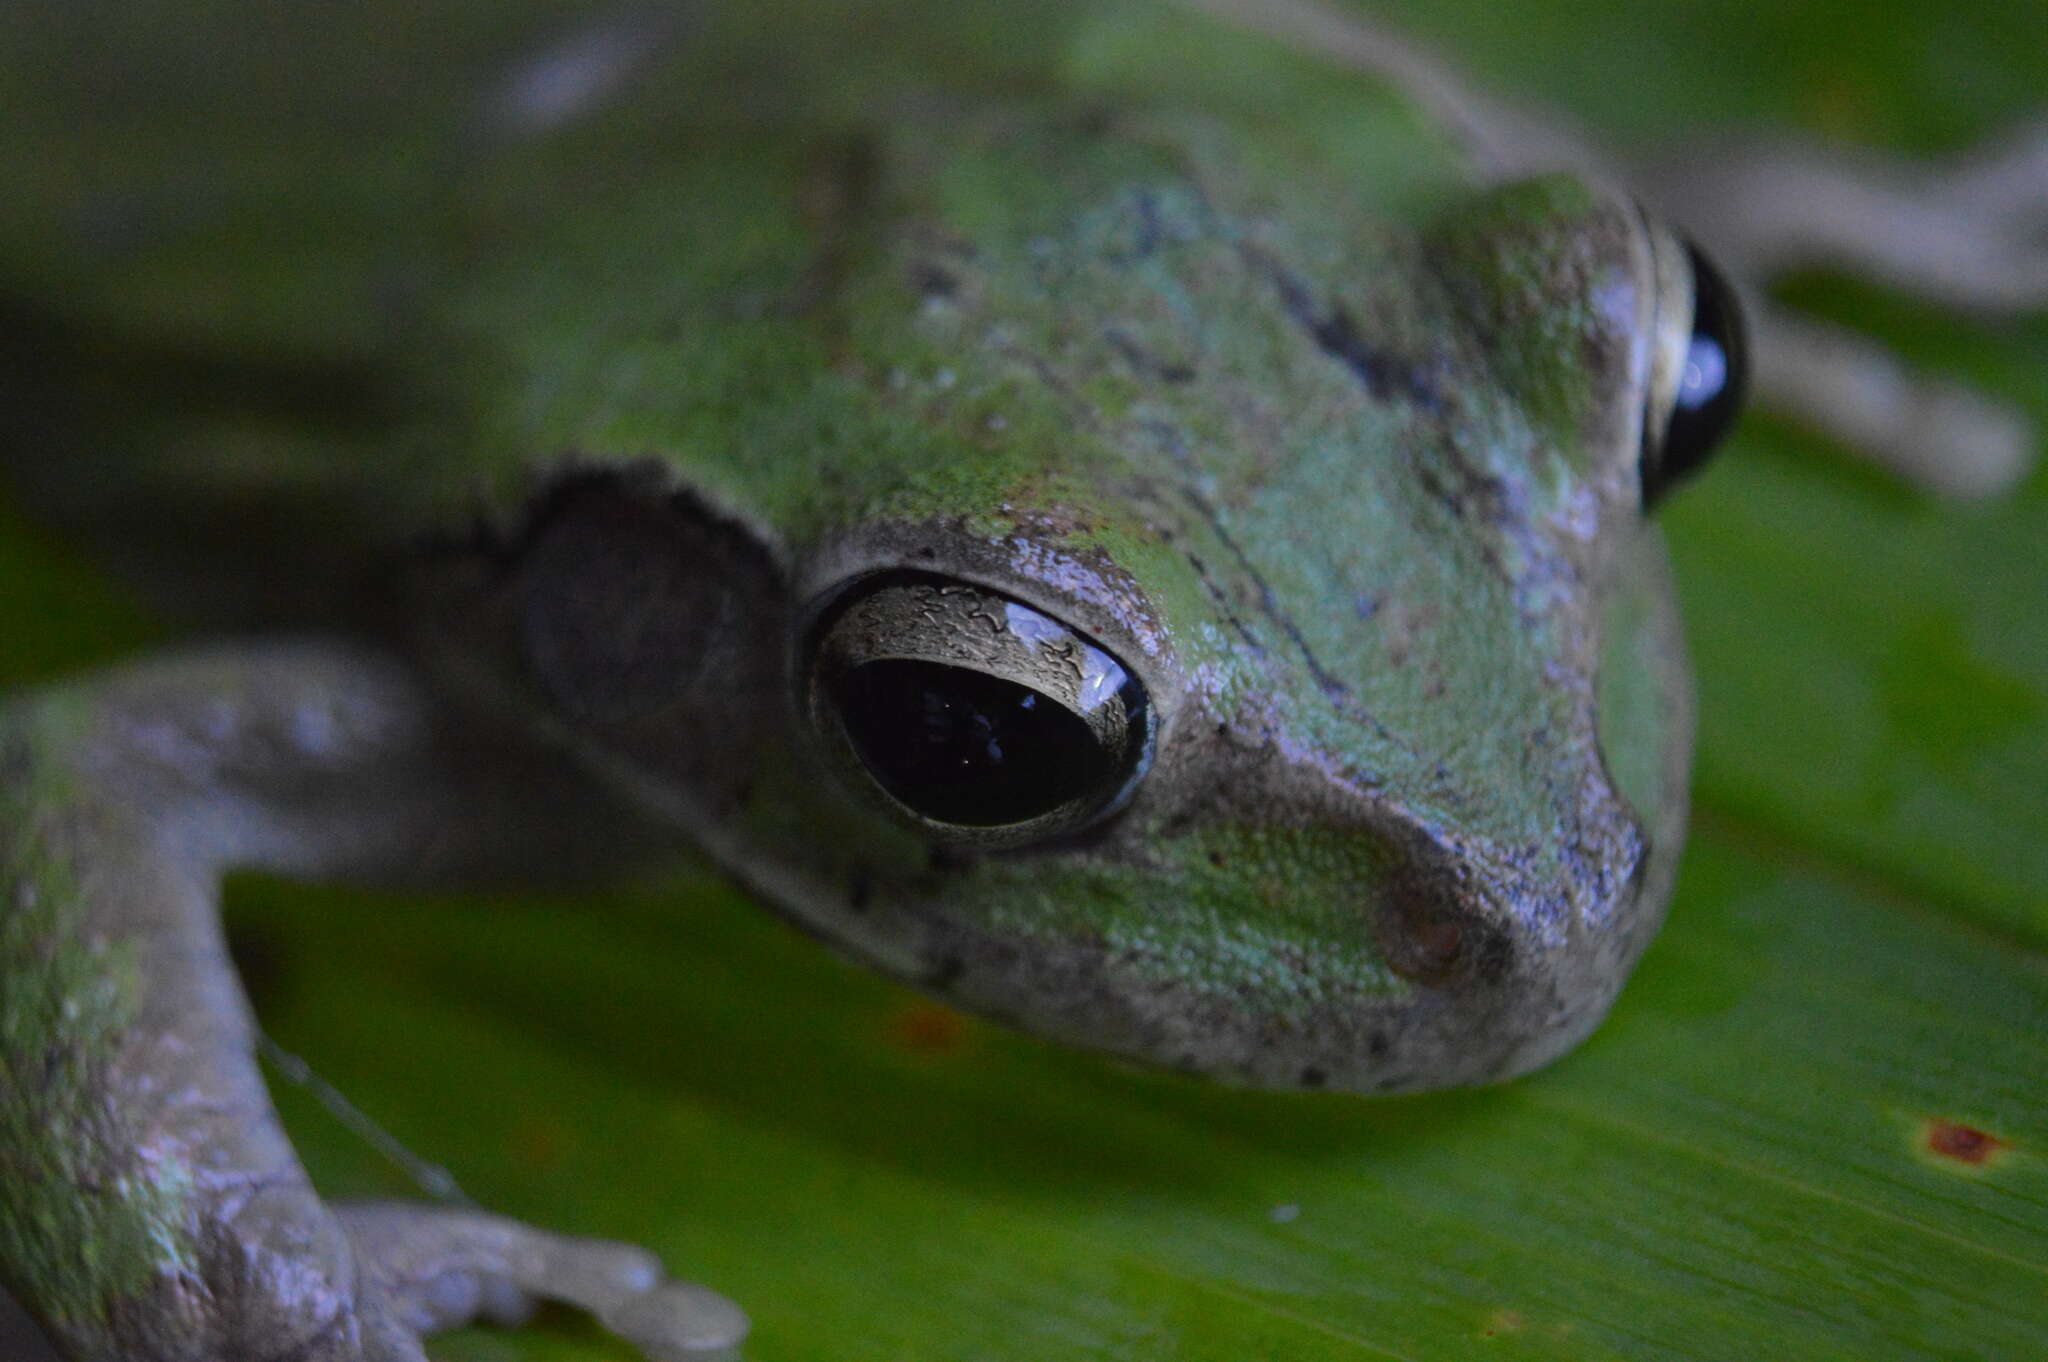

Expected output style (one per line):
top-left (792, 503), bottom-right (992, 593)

top-left (2, 0), bottom-right (1703, 1356)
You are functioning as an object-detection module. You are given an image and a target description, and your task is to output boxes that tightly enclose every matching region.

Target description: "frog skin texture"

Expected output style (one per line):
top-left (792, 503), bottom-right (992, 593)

top-left (0, 2), bottom-right (1736, 1357)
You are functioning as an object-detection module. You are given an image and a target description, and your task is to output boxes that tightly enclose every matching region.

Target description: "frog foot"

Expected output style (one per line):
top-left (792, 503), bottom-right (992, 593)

top-left (151, 1183), bottom-right (746, 1362)
top-left (337, 1201), bottom-right (749, 1361)
top-left (0, 646), bottom-right (748, 1361)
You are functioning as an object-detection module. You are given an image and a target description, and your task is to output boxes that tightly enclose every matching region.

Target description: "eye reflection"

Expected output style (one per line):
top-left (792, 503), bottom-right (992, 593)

top-left (1002, 601), bottom-right (1129, 711)
top-left (1677, 334), bottom-right (1729, 412)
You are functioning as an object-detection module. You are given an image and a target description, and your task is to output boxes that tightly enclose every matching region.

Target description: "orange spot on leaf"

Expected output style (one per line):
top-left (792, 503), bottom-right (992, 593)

top-left (510, 1116), bottom-right (572, 1171)
top-left (1923, 1118), bottom-right (2009, 1167)
top-left (886, 1000), bottom-right (971, 1057)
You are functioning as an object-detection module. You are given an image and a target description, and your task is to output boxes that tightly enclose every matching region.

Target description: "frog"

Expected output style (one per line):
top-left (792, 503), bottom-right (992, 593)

top-left (2, 1), bottom-right (2040, 1359)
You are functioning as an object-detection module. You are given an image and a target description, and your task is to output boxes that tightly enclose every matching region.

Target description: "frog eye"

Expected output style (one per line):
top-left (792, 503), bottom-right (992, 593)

top-left (806, 574), bottom-right (1152, 846)
top-left (1641, 238), bottom-right (1747, 507)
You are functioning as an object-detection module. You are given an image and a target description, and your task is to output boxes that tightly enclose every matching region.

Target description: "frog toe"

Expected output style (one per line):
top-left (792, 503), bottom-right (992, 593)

top-left (337, 1200), bottom-right (749, 1359)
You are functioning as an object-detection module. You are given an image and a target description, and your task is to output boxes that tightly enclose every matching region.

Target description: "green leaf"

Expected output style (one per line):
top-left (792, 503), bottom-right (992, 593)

top-left (3, 2), bottom-right (2044, 1359)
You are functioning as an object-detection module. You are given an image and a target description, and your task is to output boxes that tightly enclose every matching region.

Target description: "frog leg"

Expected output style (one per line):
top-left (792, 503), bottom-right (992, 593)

top-left (1172, 0), bottom-right (1602, 175)
top-left (0, 641), bottom-right (745, 1361)
top-left (1729, 305), bottom-right (2031, 497)
top-left (1648, 122), bottom-right (2048, 313)
top-left (339, 1202), bottom-right (746, 1358)
top-left (1641, 124), bottom-right (2048, 497)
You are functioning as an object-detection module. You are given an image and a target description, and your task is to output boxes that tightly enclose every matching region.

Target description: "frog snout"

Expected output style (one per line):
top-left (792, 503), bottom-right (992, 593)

top-left (1347, 810), bottom-right (1656, 1088)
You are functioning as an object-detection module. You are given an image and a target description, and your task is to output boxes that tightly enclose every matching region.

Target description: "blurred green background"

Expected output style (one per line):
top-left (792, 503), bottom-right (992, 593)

top-left (3, 2), bottom-right (2044, 1358)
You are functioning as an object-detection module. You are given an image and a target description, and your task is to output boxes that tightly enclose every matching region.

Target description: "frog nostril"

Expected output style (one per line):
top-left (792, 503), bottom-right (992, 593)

top-left (1389, 908), bottom-right (1464, 983)
top-left (1375, 885), bottom-right (1511, 988)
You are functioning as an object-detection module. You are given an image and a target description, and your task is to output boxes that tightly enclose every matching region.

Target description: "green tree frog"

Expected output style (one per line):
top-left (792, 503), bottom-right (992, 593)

top-left (3, 0), bottom-right (2038, 1357)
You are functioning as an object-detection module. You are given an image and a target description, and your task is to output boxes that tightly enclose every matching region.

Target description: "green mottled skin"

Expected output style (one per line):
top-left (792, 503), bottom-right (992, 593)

top-left (0, 0), bottom-right (1701, 1353)
top-left (0, 704), bottom-right (199, 1331)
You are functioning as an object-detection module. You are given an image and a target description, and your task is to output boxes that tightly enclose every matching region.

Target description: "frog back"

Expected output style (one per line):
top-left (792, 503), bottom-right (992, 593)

top-left (0, 0), bottom-right (1465, 625)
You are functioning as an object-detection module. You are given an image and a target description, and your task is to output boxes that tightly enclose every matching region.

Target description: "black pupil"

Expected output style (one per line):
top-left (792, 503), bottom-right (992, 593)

top-left (831, 659), bottom-right (1111, 826)
top-left (1646, 239), bottom-right (1748, 506)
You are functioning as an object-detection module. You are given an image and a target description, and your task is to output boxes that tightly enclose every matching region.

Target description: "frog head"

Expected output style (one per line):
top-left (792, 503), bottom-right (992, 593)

top-left (480, 103), bottom-right (1742, 1092)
